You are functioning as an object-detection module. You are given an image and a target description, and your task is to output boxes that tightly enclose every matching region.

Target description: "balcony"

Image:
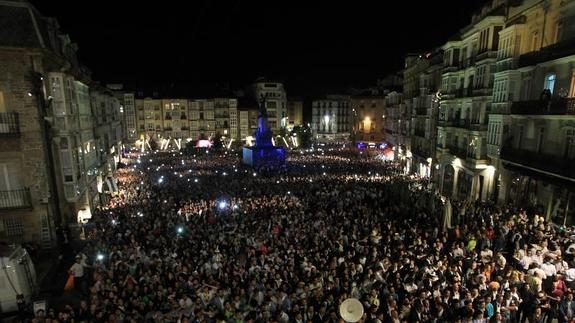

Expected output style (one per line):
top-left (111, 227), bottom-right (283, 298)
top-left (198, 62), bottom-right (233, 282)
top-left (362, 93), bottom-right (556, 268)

top-left (437, 119), bottom-right (453, 127)
top-left (510, 98), bottom-right (575, 115)
top-left (500, 144), bottom-right (575, 179)
top-left (443, 63), bottom-right (459, 73)
top-left (448, 145), bottom-right (467, 159)
top-left (475, 50), bottom-right (497, 62)
top-left (459, 57), bottom-right (475, 69)
top-left (0, 188), bottom-right (32, 210)
top-left (469, 121), bottom-right (488, 131)
top-left (453, 119), bottom-right (470, 129)
top-left (496, 57), bottom-right (518, 73)
top-left (412, 145), bottom-right (431, 158)
top-left (518, 36), bottom-right (575, 68)
top-left (0, 112), bottom-right (20, 137)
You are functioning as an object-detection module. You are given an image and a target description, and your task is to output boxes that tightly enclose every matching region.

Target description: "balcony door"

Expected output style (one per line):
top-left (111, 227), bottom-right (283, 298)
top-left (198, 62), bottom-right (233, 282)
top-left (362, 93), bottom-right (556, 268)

top-left (0, 162), bottom-right (24, 208)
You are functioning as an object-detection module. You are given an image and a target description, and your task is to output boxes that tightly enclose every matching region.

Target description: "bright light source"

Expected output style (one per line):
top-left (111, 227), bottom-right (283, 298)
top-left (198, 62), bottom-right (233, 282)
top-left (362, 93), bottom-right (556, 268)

top-left (97, 254), bottom-right (104, 261)
top-left (177, 227), bottom-right (184, 234)
top-left (287, 191), bottom-right (291, 195)
top-left (194, 178), bottom-right (198, 183)
top-left (252, 172), bottom-right (257, 177)
top-left (233, 204), bottom-right (239, 210)
top-left (111, 219), bottom-right (117, 225)
top-left (158, 178), bottom-right (164, 184)
top-left (218, 201), bottom-right (227, 209)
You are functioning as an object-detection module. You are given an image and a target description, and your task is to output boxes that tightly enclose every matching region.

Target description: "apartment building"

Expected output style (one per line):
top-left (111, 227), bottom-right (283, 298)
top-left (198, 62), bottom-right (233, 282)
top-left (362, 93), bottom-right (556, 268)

top-left (311, 95), bottom-right (352, 142)
top-left (0, 0), bottom-right (122, 246)
top-left (404, 50), bottom-right (443, 179)
top-left (487, 0), bottom-right (575, 223)
top-left (436, 0), bottom-right (505, 201)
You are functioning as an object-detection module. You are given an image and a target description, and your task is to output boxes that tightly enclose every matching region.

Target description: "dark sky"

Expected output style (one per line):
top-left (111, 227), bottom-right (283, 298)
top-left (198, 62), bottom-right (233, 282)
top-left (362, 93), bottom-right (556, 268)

top-left (30, 0), bottom-right (485, 96)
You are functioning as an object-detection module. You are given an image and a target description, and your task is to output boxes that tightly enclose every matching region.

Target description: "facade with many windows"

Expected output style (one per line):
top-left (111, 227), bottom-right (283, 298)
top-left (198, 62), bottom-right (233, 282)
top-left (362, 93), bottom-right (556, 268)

top-left (0, 0), bottom-right (123, 246)
top-left (133, 97), bottom-right (240, 143)
top-left (404, 50), bottom-right (443, 179)
top-left (312, 95), bottom-right (352, 142)
top-left (250, 80), bottom-right (288, 132)
top-left (487, 0), bottom-right (575, 223)
top-left (436, 0), bottom-right (505, 201)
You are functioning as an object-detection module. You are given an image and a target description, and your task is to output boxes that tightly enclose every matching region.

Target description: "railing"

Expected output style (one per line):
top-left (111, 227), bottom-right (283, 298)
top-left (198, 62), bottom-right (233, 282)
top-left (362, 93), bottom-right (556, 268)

top-left (475, 50), bottom-right (497, 62)
top-left (469, 122), bottom-right (488, 131)
top-left (437, 119), bottom-right (453, 127)
top-left (459, 56), bottom-right (475, 69)
top-left (411, 145), bottom-right (430, 158)
top-left (496, 57), bottom-right (518, 73)
top-left (500, 144), bottom-right (575, 179)
top-left (0, 112), bottom-right (20, 136)
top-left (0, 188), bottom-right (32, 209)
top-left (510, 98), bottom-right (575, 115)
top-left (453, 119), bottom-right (470, 129)
top-left (518, 36), bottom-right (575, 67)
top-left (448, 145), bottom-right (467, 159)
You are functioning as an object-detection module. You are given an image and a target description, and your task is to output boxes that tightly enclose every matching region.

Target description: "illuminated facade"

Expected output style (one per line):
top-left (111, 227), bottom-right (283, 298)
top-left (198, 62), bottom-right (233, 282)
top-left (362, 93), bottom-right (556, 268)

top-left (487, 0), bottom-right (575, 222)
top-left (250, 80), bottom-right (287, 132)
top-left (0, 0), bottom-right (122, 245)
top-left (312, 95), bottom-right (352, 142)
top-left (435, 0), bottom-right (505, 201)
top-left (404, 50), bottom-right (443, 179)
top-left (134, 97), bottom-right (239, 142)
top-left (350, 95), bottom-right (386, 142)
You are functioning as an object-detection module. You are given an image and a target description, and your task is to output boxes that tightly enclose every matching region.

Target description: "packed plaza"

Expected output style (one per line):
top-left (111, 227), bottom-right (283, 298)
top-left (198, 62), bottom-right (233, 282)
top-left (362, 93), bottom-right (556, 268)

top-left (21, 145), bottom-right (575, 323)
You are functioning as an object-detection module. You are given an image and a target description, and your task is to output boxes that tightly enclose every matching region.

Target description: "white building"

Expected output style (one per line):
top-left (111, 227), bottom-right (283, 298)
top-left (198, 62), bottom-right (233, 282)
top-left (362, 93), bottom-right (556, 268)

top-left (250, 80), bottom-right (287, 132)
top-left (436, 0), bottom-right (505, 202)
top-left (312, 95), bottom-right (352, 142)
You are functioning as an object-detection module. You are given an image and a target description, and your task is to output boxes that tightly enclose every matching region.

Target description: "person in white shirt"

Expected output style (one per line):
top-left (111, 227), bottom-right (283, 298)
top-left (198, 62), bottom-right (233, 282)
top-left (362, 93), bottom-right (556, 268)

top-left (540, 256), bottom-right (557, 278)
top-left (69, 255), bottom-right (88, 295)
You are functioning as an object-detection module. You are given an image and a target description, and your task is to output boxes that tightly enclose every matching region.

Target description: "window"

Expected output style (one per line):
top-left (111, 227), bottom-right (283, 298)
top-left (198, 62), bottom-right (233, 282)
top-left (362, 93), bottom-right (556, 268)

top-left (4, 218), bottom-right (23, 237)
top-left (537, 127), bottom-right (545, 153)
top-left (531, 32), bottom-right (540, 51)
top-left (544, 73), bottom-right (556, 94)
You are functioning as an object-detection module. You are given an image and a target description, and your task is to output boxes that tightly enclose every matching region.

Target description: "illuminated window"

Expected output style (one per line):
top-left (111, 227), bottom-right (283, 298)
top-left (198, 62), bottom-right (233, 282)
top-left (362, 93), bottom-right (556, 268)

top-left (544, 73), bottom-right (556, 94)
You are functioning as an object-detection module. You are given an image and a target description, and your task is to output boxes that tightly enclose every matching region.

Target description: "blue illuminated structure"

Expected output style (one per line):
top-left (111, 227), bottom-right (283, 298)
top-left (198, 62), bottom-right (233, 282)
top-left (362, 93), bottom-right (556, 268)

top-left (243, 94), bottom-right (286, 168)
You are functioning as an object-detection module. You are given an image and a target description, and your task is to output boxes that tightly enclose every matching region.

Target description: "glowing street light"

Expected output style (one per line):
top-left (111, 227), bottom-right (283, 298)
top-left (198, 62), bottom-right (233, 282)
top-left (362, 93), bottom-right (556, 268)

top-left (177, 226), bottom-right (184, 234)
top-left (97, 253), bottom-right (104, 261)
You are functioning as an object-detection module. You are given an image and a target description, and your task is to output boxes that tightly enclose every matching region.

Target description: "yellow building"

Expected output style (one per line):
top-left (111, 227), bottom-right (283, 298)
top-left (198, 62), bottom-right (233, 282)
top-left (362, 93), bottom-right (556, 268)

top-left (351, 96), bottom-right (386, 142)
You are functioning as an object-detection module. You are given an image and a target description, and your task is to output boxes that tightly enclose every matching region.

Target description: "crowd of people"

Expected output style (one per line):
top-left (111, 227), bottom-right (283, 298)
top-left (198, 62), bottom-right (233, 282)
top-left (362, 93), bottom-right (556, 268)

top-left (28, 146), bottom-right (575, 322)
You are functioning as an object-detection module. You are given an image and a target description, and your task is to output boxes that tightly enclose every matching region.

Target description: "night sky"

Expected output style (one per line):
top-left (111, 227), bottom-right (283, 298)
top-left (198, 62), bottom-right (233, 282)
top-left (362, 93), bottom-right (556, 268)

top-left (30, 0), bottom-right (486, 97)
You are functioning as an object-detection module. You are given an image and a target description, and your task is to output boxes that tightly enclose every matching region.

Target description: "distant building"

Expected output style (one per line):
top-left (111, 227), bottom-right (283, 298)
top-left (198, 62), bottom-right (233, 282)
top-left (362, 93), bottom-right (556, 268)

top-left (287, 98), bottom-right (304, 130)
top-left (312, 95), bottom-right (352, 142)
top-left (350, 95), bottom-right (386, 142)
top-left (404, 49), bottom-right (443, 179)
top-left (238, 97), bottom-right (259, 144)
top-left (250, 79), bottom-right (287, 132)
